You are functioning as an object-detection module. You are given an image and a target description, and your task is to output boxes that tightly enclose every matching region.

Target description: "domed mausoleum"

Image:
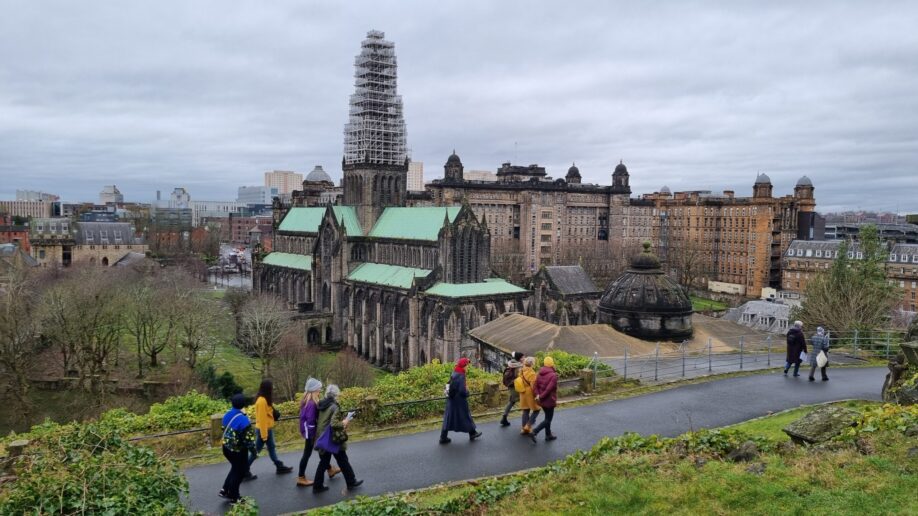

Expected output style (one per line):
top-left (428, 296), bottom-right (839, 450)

top-left (598, 242), bottom-right (693, 340)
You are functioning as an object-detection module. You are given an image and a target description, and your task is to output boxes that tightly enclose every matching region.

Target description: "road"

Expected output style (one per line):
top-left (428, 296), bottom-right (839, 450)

top-left (184, 367), bottom-right (885, 515)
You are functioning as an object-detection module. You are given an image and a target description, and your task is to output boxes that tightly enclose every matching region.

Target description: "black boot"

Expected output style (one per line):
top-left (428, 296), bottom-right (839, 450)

top-left (439, 431), bottom-right (451, 444)
top-left (499, 416), bottom-right (510, 427)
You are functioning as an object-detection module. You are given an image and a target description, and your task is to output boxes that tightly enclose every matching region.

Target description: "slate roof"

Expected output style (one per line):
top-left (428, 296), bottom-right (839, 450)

top-left (261, 252), bottom-right (313, 271)
top-left (543, 265), bottom-right (600, 296)
top-left (73, 222), bottom-right (143, 245)
top-left (368, 207), bottom-right (461, 241)
top-left (0, 243), bottom-right (38, 267)
top-left (277, 206), bottom-right (362, 236)
top-left (347, 262), bottom-right (432, 289)
top-left (423, 278), bottom-right (527, 298)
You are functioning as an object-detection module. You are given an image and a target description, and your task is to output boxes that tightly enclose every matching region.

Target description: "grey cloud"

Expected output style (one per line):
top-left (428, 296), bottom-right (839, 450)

top-left (0, 0), bottom-right (915, 214)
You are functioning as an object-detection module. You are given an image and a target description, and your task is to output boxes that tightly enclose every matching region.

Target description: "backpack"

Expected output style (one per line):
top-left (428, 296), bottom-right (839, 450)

top-left (502, 367), bottom-right (517, 388)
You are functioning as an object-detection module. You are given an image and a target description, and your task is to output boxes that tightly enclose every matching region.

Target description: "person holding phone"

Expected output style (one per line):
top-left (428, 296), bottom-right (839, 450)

top-left (297, 378), bottom-right (342, 486)
top-left (312, 384), bottom-right (362, 493)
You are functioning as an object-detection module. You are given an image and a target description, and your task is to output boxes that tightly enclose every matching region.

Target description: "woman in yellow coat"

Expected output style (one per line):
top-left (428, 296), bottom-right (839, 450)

top-left (247, 379), bottom-right (293, 476)
top-left (517, 356), bottom-right (541, 434)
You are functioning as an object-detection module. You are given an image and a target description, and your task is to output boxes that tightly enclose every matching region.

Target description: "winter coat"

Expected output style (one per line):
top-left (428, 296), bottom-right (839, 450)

top-left (785, 327), bottom-right (808, 364)
top-left (253, 395), bottom-right (275, 440)
top-left (518, 366), bottom-right (541, 411)
top-left (221, 408), bottom-right (256, 453)
top-left (533, 366), bottom-right (559, 409)
top-left (502, 359), bottom-right (522, 388)
top-left (809, 333), bottom-right (830, 367)
top-left (299, 398), bottom-right (318, 440)
top-left (316, 397), bottom-right (347, 451)
top-left (442, 371), bottom-right (476, 433)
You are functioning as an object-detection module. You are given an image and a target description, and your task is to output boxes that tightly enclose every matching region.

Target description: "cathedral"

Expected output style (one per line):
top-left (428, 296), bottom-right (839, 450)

top-left (254, 32), bottom-right (530, 370)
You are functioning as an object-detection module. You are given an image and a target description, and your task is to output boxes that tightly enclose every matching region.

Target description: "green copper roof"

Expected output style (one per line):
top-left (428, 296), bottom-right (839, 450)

top-left (368, 206), bottom-right (462, 241)
top-left (261, 252), bottom-right (312, 271)
top-left (347, 262), bottom-right (432, 289)
top-left (277, 206), bottom-right (363, 235)
top-left (423, 278), bottom-right (528, 298)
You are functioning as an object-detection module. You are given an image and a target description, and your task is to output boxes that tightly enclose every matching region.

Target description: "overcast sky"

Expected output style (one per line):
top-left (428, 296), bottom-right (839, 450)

top-left (1, 1), bottom-right (916, 213)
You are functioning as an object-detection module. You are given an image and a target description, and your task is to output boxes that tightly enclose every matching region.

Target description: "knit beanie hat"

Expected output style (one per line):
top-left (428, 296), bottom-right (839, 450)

top-left (512, 351), bottom-right (524, 361)
top-left (304, 377), bottom-right (323, 393)
top-left (543, 356), bottom-right (555, 368)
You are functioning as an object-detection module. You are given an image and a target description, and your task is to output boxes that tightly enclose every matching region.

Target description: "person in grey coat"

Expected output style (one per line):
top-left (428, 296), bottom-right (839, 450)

top-left (808, 326), bottom-right (830, 382)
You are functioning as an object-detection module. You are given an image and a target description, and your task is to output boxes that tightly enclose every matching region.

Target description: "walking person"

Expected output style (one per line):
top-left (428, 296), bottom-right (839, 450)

top-left (529, 356), bottom-right (559, 443)
top-left (312, 385), bottom-right (362, 493)
top-left (248, 379), bottom-right (293, 476)
top-left (296, 378), bottom-right (341, 487)
top-left (219, 394), bottom-right (256, 503)
top-left (784, 321), bottom-right (808, 377)
top-left (516, 356), bottom-right (540, 434)
top-left (808, 326), bottom-right (830, 382)
top-left (439, 357), bottom-right (483, 444)
top-left (499, 352), bottom-right (524, 427)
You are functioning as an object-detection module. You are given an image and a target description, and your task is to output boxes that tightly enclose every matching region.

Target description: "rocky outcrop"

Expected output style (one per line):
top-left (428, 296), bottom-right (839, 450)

top-left (783, 406), bottom-right (859, 445)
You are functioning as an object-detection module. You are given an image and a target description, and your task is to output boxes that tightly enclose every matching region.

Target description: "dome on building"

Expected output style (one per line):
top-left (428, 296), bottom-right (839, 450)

top-left (613, 160), bottom-right (629, 176)
top-left (598, 242), bottom-right (693, 340)
top-left (446, 151), bottom-right (462, 165)
top-left (660, 185), bottom-right (671, 194)
top-left (566, 163), bottom-right (580, 177)
top-left (755, 173), bottom-right (772, 184)
top-left (306, 165), bottom-right (332, 183)
top-left (796, 175), bottom-right (813, 187)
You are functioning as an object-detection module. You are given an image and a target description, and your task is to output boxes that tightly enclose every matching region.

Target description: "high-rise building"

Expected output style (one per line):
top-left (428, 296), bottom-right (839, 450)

top-left (16, 190), bottom-right (59, 202)
top-left (99, 185), bottom-right (124, 204)
top-left (264, 171), bottom-right (303, 195)
top-left (237, 186), bottom-right (279, 206)
top-left (0, 200), bottom-right (53, 219)
top-left (407, 161), bottom-right (424, 191)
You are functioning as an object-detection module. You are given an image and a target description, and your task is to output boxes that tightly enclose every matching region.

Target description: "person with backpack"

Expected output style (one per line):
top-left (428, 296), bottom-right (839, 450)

top-left (784, 321), bottom-right (808, 377)
top-left (219, 393), bottom-right (256, 503)
top-left (312, 384), bottom-right (362, 493)
top-left (439, 357), bottom-right (483, 444)
top-left (248, 379), bottom-right (293, 476)
top-left (808, 326), bottom-right (830, 382)
top-left (499, 352), bottom-right (524, 427)
top-left (529, 356), bottom-right (559, 443)
top-left (515, 356), bottom-right (540, 435)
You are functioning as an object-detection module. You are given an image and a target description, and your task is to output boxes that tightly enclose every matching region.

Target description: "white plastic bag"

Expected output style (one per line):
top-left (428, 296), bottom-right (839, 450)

top-left (799, 351), bottom-right (808, 363)
top-left (816, 350), bottom-right (828, 368)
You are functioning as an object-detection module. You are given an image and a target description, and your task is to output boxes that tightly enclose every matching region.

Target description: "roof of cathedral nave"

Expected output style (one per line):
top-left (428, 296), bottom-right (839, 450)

top-left (277, 205), bottom-right (467, 241)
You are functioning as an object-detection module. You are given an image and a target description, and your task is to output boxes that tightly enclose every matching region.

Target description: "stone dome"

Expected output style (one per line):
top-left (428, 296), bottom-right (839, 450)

top-left (446, 151), bottom-right (462, 164)
top-left (306, 165), bottom-right (332, 183)
top-left (660, 185), bottom-right (671, 194)
top-left (796, 175), bottom-right (813, 187)
top-left (613, 161), bottom-right (629, 176)
top-left (566, 163), bottom-right (581, 178)
top-left (598, 242), bottom-right (693, 340)
top-left (755, 173), bottom-right (772, 184)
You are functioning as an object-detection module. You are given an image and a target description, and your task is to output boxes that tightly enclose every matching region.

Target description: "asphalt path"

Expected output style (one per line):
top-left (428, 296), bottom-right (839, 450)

top-left (184, 367), bottom-right (885, 515)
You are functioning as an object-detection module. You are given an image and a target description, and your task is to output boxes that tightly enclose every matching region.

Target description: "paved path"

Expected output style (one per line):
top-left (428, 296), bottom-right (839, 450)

top-left (185, 367), bottom-right (884, 515)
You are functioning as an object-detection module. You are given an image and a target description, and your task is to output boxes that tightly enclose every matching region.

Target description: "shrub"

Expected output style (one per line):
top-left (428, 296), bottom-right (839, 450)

top-left (840, 403), bottom-right (918, 440)
top-left (0, 423), bottom-right (188, 514)
top-left (197, 363), bottom-right (244, 400)
top-left (534, 350), bottom-right (612, 378)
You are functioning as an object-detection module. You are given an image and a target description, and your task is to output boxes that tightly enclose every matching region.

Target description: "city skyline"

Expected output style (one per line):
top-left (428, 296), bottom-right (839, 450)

top-left (1, 1), bottom-right (917, 213)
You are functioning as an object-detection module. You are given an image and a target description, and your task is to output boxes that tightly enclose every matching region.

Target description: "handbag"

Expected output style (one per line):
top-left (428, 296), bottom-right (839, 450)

top-left (315, 426), bottom-right (340, 454)
top-left (799, 351), bottom-right (808, 363)
top-left (273, 407), bottom-right (281, 421)
top-left (816, 350), bottom-right (828, 368)
top-left (331, 423), bottom-right (348, 445)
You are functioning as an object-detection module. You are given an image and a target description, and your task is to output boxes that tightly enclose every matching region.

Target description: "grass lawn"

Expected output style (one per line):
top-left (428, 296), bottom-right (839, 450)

top-left (726, 399), bottom-right (879, 442)
top-left (691, 295), bottom-right (728, 312)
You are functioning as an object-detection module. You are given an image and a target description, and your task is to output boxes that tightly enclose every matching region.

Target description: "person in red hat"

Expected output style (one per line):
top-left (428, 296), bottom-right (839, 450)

top-left (439, 357), bottom-right (483, 444)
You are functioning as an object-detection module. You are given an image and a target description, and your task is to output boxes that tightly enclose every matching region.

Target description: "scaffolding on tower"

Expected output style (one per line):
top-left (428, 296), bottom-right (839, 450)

top-left (343, 30), bottom-right (408, 166)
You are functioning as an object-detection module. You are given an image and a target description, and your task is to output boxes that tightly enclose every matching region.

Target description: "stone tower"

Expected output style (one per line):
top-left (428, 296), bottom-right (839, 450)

top-left (444, 151), bottom-right (464, 182)
top-left (342, 30), bottom-right (409, 232)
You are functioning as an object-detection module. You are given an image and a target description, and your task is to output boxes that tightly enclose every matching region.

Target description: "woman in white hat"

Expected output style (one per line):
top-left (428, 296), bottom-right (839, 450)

top-left (296, 378), bottom-right (339, 486)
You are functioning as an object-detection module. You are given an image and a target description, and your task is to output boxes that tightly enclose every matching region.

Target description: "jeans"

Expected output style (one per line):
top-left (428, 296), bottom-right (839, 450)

top-left (313, 449), bottom-right (357, 489)
top-left (784, 361), bottom-right (800, 376)
top-left (531, 406), bottom-right (555, 437)
top-left (297, 437), bottom-right (315, 477)
top-left (502, 390), bottom-right (519, 418)
top-left (522, 408), bottom-right (540, 427)
top-left (249, 428), bottom-right (282, 467)
top-left (222, 447), bottom-right (248, 500)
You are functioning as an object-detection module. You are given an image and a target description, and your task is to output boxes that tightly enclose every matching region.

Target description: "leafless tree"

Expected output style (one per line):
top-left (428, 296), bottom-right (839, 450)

top-left (223, 287), bottom-right (251, 343)
top-left (273, 333), bottom-right (319, 402)
top-left (0, 268), bottom-right (42, 417)
top-left (237, 294), bottom-right (292, 377)
top-left (667, 239), bottom-right (709, 289)
top-left (124, 278), bottom-right (180, 374)
top-left (174, 289), bottom-right (223, 369)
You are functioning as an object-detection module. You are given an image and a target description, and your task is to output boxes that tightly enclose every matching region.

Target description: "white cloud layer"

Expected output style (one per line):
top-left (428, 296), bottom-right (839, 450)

top-left (1, 0), bottom-right (916, 213)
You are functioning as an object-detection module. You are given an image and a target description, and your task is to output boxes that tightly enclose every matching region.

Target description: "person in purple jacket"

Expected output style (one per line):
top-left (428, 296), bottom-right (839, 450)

top-left (529, 356), bottom-right (559, 443)
top-left (296, 378), bottom-right (325, 487)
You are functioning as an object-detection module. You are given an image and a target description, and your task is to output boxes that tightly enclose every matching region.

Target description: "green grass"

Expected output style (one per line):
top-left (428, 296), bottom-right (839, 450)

top-left (691, 296), bottom-right (728, 312)
top-left (726, 400), bottom-right (879, 442)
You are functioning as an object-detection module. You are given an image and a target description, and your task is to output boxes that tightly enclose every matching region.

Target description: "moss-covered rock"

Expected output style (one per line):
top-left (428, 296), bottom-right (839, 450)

top-left (783, 405), bottom-right (859, 445)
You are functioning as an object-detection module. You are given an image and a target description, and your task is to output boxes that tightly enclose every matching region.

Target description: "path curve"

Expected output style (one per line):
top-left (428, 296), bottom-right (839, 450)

top-left (185, 367), bottom-right (885, 515)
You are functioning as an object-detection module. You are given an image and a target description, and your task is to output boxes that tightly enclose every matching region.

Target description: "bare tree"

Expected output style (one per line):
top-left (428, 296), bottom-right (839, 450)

top-left (237, 294), bottom-right (292, 377)
top-left (667, 239), bottom-right (708, 289)
top-left (223, 287), bottom-right (251, 343)
top-left (174, 290), bottom-right (223, 369)
top-left (124, 278), bottom-right (179, 375)
top-left (0, 268), bottom-right (42, 417)
top-left (273, 333), bottom-right (319, 402)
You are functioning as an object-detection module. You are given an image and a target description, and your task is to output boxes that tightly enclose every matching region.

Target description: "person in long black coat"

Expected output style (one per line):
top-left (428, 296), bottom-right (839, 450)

top-left (784, 320), bottom-right (808, 377)
top-left (439, 357), bottom-right (483, 444)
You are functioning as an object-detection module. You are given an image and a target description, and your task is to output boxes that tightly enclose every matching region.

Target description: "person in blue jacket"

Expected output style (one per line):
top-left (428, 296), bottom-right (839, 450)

top-left (220, 393), bottom-right (256, 503)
